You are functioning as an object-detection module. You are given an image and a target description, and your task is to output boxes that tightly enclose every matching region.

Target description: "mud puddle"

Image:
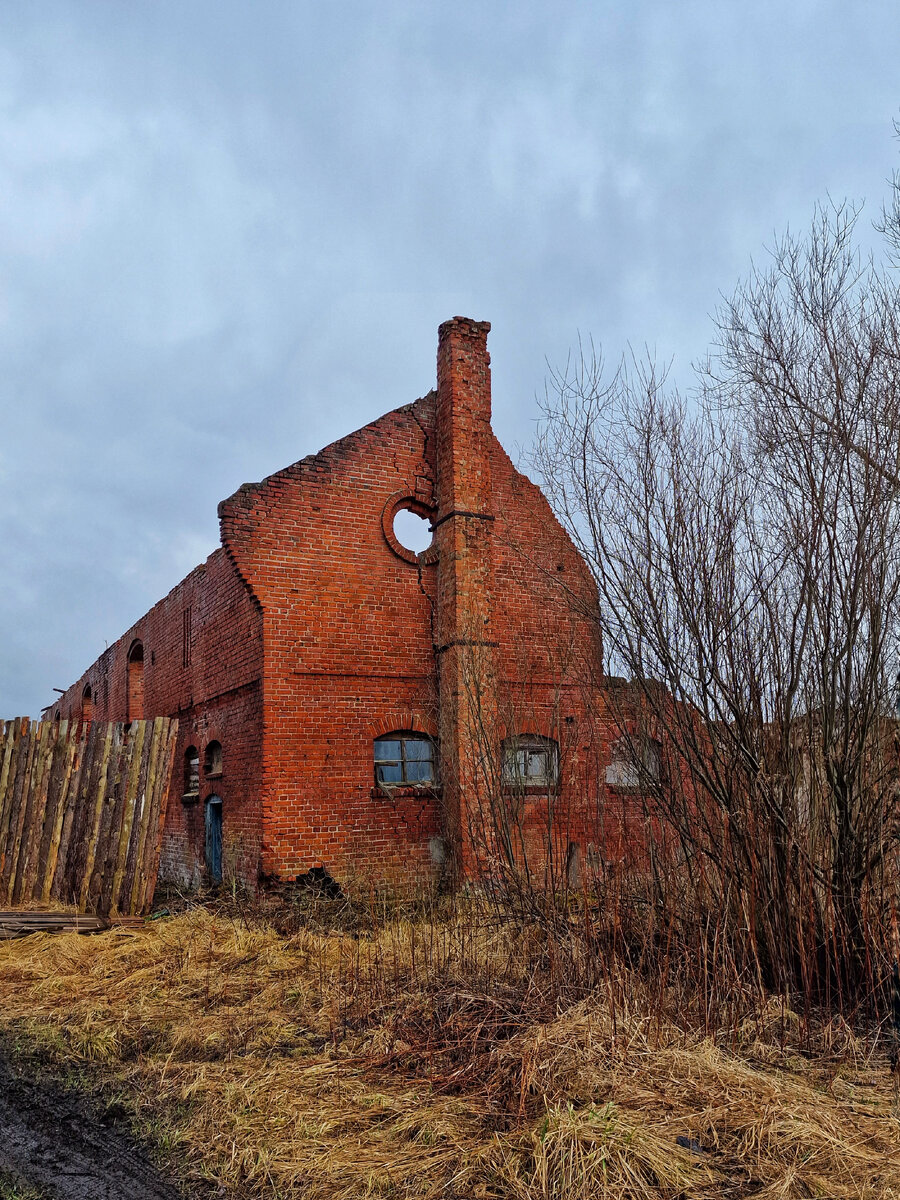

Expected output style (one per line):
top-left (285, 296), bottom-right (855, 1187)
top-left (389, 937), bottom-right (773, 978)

top-left (0, 1053), bottom-right (185, 1200)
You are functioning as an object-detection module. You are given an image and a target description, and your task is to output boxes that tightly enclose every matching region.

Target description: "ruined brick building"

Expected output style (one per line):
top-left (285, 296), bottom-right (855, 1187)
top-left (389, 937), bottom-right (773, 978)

top-left (50, 318), bottom-right (629, 892)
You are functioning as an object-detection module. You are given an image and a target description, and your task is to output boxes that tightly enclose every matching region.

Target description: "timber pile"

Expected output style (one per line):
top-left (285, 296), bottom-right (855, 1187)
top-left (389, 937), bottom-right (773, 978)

top-left (0, 910), bottom-right (143, 938)
top-left (0, 717), bottom-right (178, 917)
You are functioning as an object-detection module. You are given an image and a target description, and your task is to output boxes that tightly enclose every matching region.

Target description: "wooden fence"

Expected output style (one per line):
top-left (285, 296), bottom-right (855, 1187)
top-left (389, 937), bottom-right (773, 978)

top-left (0, 717), bottom-right (178, 916)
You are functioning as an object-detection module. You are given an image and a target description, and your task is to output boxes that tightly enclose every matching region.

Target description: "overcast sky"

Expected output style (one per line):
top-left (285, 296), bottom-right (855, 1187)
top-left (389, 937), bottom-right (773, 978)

top-left (1, 1), bottom-right (899, 716)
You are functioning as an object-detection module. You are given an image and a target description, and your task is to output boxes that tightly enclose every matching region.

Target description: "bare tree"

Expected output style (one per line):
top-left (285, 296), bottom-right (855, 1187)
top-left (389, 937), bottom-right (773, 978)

top-left (534, 199), bottom-right (900, 1003)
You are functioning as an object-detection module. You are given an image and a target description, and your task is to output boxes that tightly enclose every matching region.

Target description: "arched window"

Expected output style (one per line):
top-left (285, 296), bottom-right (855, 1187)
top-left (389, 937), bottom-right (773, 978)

top-left (374, 733), bottom-right (436, 787)
top-left (501, 734), bottom-right (559, 789)
top-left (183, 746), bottom-right (200, 797)
top-left (81, 685), bottom-right (93, 722)
top-left (127, 641), bottom-right (144, 721)
top-left (204, 740), bottom-right (223, 777)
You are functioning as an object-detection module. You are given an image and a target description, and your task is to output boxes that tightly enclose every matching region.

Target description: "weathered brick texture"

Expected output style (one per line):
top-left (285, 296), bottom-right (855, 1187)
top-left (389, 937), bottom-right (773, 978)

top-left (434, 318), bottom-right (499, 875)
top-left (50, 319), bottom-right (644, 893)
top-left (53, 550), bottom-right (263, 888)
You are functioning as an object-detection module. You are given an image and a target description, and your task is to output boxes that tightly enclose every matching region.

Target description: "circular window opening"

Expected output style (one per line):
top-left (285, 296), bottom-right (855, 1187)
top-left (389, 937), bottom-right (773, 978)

top-left (393, 508), bottom-right (433, 555)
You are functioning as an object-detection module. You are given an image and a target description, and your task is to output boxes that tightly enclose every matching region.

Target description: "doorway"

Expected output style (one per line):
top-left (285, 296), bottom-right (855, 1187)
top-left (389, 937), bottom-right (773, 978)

top-left (205, 796), bottom-right (223, 883)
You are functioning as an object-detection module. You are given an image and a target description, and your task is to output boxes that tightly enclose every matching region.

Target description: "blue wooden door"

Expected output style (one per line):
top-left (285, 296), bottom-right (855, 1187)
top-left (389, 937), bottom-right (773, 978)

top-left (205, 796), bottom-right (223, 883)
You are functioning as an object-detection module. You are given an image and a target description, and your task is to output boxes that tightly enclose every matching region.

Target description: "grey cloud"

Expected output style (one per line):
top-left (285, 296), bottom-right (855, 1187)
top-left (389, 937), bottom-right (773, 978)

top-left (1, 0), bottom-right (899, 714)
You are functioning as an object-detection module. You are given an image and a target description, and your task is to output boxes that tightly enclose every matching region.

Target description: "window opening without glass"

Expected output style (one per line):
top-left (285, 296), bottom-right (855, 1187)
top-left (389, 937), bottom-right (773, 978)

top-left (605, 735), bottom-right (662, 789)
top-left (501, 735), bottom-right (559, 789)
top-left (374, 734), bottom-right (436, 787)
top-left (184, 746), bottom-right (200, 796)
top-left (126, 641), bottom-right (144, 722)
top-left (205, 796), bottom-right (223, 883)
top-left (204, 740), bottom-right (223, 777)
top-left (393, 508), bottom-right (433, 555)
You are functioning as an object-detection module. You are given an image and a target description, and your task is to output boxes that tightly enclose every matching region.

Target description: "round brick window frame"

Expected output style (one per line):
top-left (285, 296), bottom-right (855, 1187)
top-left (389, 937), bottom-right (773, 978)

top-left (382, 493), bottom-right (436, 564)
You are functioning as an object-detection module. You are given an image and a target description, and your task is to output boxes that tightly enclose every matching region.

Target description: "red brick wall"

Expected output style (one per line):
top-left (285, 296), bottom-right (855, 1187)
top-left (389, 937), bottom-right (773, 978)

top-left (49, 318), bottom-right (632, 894)
top-left (218, 396), bottom-right (444, 888)
top-left (430, 320), bottom-right (613, 880)
top-left (52, 549), bottom-right (263, 889)
top-left (215, 320), bottom-right (610, 890)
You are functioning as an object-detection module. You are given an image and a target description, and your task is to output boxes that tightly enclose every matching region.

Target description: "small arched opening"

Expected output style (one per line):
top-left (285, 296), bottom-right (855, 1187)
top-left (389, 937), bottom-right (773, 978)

top-left (204, 740), bottom-right (223, 777)
top-left (183, 746), bottom-right (200, 798)
top-left (127, 641), bottom-right (144, 721)
top-left (81, 685), bottom-right (93, 723)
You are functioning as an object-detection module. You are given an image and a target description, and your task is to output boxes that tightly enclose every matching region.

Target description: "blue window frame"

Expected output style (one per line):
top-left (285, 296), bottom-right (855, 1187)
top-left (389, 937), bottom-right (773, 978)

top-left (374, 734), bottom-right (436, 787)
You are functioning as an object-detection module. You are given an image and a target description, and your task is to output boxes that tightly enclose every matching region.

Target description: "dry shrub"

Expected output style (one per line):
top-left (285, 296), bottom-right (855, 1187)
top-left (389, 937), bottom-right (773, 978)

top-left (0, 904), bottom-right (898, 1198)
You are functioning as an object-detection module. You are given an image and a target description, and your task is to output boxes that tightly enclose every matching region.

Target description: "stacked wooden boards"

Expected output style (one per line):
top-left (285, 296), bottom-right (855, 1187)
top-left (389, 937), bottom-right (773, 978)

top-left (0, 718), bottom-right (178, 916)
top-left (0, 910), bottom-right (144, 938)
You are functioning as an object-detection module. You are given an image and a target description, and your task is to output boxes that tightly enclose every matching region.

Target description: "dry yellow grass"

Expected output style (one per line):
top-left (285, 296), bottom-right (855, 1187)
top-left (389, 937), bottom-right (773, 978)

top-left (0, 904), bottom-right (897, 1198)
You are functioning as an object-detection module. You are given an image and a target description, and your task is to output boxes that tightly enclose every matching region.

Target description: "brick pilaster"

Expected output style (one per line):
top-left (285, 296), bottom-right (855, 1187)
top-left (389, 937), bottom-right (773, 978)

top-left (434, 317), bottom-right (497, 876)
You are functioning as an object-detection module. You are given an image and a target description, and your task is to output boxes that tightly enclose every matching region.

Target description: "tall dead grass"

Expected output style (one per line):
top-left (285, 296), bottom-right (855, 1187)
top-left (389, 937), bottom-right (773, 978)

top-left (0, 894), bottom-right (898, 1198)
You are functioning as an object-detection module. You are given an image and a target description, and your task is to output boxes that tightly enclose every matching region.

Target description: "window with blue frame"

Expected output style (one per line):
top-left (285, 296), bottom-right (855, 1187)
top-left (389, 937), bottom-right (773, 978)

top-left (374, 733), bottom-right (437, 787)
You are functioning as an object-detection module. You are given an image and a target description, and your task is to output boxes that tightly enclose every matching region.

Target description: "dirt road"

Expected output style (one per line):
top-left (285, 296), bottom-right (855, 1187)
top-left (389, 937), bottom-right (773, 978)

top-left (0, 1053), bottom-right (184, 1200)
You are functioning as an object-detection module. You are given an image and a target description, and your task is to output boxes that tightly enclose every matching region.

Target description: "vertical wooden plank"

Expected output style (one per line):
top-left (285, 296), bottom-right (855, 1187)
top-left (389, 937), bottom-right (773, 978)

top-left (56, 719), bottom-right (99, 905)
top-left (126, 720), bottom-right (160, 912)
top-left (1, 719), bottom-right (35, 903)
top-left (70, 720), bottom-right (114, 906)
top-left (12, 718), bottom-right (39, 892)
top-left (103, 719), bottom-right (145, 916)
top-left (0, 721), bottom-right (18, 838)
top-left (0, 723), bottom-right (13, 868)
top-left (10, 718), bottom-right (50, 904)
top-left (77, 723), bottom-right (116, 911)
top-left (88, 721), bottom-right (131, 914)
top-left (40, 723), bottom-right (80, 903)
top-left (139, 719), bottom-right (178, 913)
top-left (116, 718), bottom-right (155, 914)
top-left (19, 719), bottom-right (64, 903)
top-left (127, 718), bottom-right (164, 915)
top-left (0, 718), bottom-right (27, 890)
top-left (33, 720), bottom-right (69, 900)
top-left (83, 740), bottom-right (112, 914)
top-left (50, 719), bottom-right (92, 904)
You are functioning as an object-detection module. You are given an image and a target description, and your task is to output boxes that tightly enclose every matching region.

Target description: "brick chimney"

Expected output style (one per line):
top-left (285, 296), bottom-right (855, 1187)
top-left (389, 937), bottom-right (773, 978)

top-left (433, 317), bottom-right (497, 875)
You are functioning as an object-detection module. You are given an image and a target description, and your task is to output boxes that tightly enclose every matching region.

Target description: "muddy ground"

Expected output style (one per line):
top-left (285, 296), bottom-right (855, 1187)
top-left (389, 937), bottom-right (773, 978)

top-left (0, 1051), bottom-right (185, 1200)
